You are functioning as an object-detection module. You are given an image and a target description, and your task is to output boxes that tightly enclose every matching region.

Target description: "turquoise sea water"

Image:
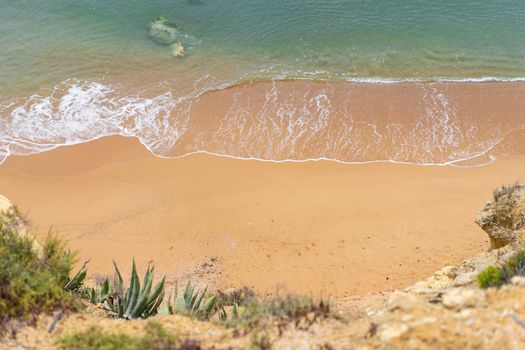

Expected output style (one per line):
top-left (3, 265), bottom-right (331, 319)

top-left (2, 0), bottom-right (525, 93)
top-left (1, 0), bottom-right (525, 164)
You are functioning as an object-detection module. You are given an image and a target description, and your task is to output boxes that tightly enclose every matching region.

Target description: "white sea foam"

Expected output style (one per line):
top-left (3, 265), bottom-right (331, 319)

top-left (344, 76), bottom-right (525, 84)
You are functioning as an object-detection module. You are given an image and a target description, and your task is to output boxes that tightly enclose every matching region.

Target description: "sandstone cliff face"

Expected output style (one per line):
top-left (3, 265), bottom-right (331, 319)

top-left (0, 195), bottom-right (42, 254)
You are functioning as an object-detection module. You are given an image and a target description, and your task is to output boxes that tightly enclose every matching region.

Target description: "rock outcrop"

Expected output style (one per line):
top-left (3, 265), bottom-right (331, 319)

top-left (0, 195), bottom-right (42, 254)
top-left (404, 184), bottom-right (525, 293)
top-left (0, 194), bottom-right (11, 212)
top-left (149, 17), bottom-right (181, 45)
top-left (149, 17), bottom-right (187, 57)
top-left (475, 183), bottom-right (525, 249)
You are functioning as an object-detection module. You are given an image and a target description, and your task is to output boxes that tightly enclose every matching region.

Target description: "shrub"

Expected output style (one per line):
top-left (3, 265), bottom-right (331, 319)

top-left (0, 207), bottom-right (83, 329)
top-left (477, 250), bottom-right (525, 288)
top-left (503, 250), bottom-right (525, 276)
top-left (58, 327), bottom-right (134, 350)
top-left (250, 333), bottom-right (272, 350)
top-left (57, 322), bottom-right (181, 350)
top-left (477, 266), bottom-right (505, 288)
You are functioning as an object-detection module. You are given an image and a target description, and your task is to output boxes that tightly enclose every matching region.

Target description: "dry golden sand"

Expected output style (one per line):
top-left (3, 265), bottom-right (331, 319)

top-left (0, 136), bottom-right (523, 297)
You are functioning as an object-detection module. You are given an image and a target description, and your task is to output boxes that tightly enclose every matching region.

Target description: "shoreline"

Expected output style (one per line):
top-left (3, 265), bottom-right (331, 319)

top-left (2, 135), bottom-right (524, 298)
top-left (3, 79), bottom-right (525, 167)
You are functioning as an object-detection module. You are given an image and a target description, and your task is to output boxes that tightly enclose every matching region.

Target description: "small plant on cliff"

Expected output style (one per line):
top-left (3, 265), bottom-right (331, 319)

top-left (477, 250), bottom-right (525, 288)
top-left (64, 260), bottom-right (89, 292)
top-left (250, 333), bottom-right (272, 350)
top-left (492, 182), bottom-right (521, 201)
top-left (477, 266), bottom-right (505, 288)
top-left (168, 281), bottom-right (218, 320)
top-left (0, 207), bottom-right (86, 330)
top-left (219, 295), bottom-right (331, 329)
top-left (57, 322), bottom-right (181, 350)
top-left (95, 260), bottom-right (166, 319)
top-left (217, 287), bottom-right (256, 307)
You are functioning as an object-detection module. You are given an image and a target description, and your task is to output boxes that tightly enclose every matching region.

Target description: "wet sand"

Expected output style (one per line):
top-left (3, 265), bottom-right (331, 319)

top-left (0, 136), bottom-right (523, 297)
top-left (175, 80), bottom-right (525, 166)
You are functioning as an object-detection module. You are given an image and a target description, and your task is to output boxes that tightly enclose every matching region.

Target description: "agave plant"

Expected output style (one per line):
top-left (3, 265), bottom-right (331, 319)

top-left (64, 260), bottom-right (89, 292)
top-left (101, 260), bottom-right (166, 319)
top-left (168, 281), bottom-right (218, 320)
top-left (217, 300), bottom-right (242, 322)
top-left (80, 278), bottom-right (110, 304)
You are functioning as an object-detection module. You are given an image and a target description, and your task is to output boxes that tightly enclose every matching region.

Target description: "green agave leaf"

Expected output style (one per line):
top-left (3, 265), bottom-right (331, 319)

top-left (146, 276), bottom-right (165, 311)
top-left (112, 260), bottom-right (124, 297)
top-left (157, 303), bottom-right (170, 316)
top-left (130, 267), bottom-right (154, 318)
top-left (99, 278), bottom-right (110, 302)
top-left (124, 259), bottom-right (141, 318)
top-left (118, 298), bottom-right (125, 317)
top-left (190, 289), bottom-right (199, 309)
top-left (192, 285), bottom-right (208, 313)
top-left (174, 288), bottom-right (187, 312)
top-left (90, 288), bottom-right (97, 304)
top-left (64, 260), bottom-right (89, 291)
top-left (145, 288), bottom-right (165, 317)
top-left (184, 281), bottom-right (194, 306)
top-left (232, 300), bottom-right (239, 320)
top-left (218, 305), bottom-right (227, 321)
top-left (139, 264), bottom-right (153, 295)
top-left (202, 295), bottom-right (217, 317)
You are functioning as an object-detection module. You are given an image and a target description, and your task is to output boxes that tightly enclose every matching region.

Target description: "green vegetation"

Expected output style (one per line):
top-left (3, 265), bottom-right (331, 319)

top-left (217, 287), bottom-right (256, 307)
top-left (168, 281), bottom-right (218, 320)
top-left (492, 182), bottom-right (521, 201)
top-left (0, 207), bottom-right (85, 329)
top-left (477, 250), bottom-right (525, 288)
top-left (0, 204), bottom-right (165, 326)
top-left (65, 260), bottom-right (89, 292)
top-left (219, 295), bottom-right (331, 329)
top-left (477, 266), bottom-right (506, 288)
top-left (57, 322), bottom-right (182, 350)
top-left (84, 260), bottom-right (166, 320)
top-left (58, 327), bottom-right (133, 350)
top-left (250, 333), bottom-right (272, 350)
top-left (1, 204), bottom-right (328, 346)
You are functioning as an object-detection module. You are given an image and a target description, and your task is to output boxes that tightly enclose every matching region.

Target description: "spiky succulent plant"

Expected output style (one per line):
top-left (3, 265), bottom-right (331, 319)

top-left (168, 281), bottom-right (218, 320)
top-left (100, 260), bottom-right (165, 319)
top-left (64, 260), bottom-right (89, 292)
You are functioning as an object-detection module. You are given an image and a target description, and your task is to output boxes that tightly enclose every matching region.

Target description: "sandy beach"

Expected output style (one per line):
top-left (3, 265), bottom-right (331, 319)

top-left (1, 135), bottom-right (523, 298)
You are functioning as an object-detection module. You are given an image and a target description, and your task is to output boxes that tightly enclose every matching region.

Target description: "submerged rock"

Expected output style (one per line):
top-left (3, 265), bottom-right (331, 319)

top-left (475, 183), bottom-right (525, 249)
top-left (149, 17), bottom-right (181, 45)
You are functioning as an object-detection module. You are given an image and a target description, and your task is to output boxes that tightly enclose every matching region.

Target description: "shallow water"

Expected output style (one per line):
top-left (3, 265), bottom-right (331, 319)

top-left (1, 0), bottom-right (525, 164)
